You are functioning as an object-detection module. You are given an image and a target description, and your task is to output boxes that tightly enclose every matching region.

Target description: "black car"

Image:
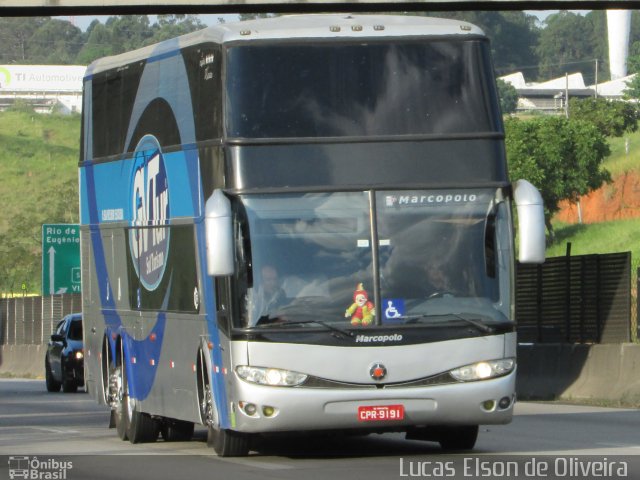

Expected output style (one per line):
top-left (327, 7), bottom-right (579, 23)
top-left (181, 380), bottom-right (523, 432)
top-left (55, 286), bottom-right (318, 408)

top-left (45, 313), bottom-right (84, 393)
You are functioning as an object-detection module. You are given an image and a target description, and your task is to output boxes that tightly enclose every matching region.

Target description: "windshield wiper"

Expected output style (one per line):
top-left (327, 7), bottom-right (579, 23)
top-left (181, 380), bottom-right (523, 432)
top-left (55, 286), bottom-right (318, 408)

top-left (254, 318), bottom-right (355, 338)
top-left (450, 313), bottom-right (495, 334)
top-left (403, 313), bottom-right (494, 334)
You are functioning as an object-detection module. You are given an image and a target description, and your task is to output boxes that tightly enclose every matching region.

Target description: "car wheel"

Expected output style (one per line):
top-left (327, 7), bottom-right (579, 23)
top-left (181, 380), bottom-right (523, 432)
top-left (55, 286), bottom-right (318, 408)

top-left (45, 358), bottom-right (61, 392)
top-left (61, 361), bottom-right (78, 393)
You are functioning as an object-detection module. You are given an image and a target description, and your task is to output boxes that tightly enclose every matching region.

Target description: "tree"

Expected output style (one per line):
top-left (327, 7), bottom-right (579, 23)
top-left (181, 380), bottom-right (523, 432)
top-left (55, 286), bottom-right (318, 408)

top-left (569, 97), bottom-right (639, 137)
top-left (0, 17), bottom-right (48, 63)
top-left (27, 19), bottom-right (83, 64)
top-left (104, 15), bottom-right (155, 53)
top-left (428, 11), bottom-right (540, 75)
top-left (505, 116), bottom-right (611, 241)
top-left (496, 79), bottom-right (519, 114)
top-left (626, 11), bottom-right (640, 74)
top-left (536, 11), bottom-right (597, 81)
top-left (623, 74), bottom-right (640, 101)
top-left (75, 23), bottom-right (114, 65)
top-left (149, 15), bottom-right (206, 43)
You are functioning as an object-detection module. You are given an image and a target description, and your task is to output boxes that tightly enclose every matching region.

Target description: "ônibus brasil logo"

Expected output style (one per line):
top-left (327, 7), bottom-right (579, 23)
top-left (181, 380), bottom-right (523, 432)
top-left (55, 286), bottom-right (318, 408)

top-left (129, 134), bottom-right (170, 291)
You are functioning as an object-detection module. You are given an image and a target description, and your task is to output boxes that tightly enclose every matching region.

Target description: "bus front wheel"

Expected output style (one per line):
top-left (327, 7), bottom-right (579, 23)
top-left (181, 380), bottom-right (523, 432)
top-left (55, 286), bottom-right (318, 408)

top-left (438, 425), bottom-right (479, 451)
top-left (198, 352), bottom-right (249, 457)
top-left (207, 426), bottom-right (250, 457)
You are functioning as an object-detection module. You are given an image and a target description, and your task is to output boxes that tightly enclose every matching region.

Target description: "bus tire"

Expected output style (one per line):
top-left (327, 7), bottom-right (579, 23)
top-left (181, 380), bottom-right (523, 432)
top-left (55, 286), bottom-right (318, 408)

top-left (160, 419), bottom-right (194, 442)
top-left (438, 425), bottom-right (478, 451)
top-left (114, 363), bottom-right (129, 441)
top-left (197, 350), bottom-right (249, 456)
top-left (207, 426), bottom-right (250, 457)
top-left (127, 408), bottom-right (159, 444)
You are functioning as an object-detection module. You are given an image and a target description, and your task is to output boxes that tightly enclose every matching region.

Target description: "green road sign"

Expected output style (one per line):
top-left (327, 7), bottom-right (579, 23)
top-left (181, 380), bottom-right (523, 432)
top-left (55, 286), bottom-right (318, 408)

top-left (42, 224), bottom-right (81, 295)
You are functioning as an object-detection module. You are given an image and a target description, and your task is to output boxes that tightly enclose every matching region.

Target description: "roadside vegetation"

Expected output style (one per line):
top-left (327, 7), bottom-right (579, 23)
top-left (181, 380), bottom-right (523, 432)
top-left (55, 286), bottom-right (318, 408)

top-left (0, 107), bottom-right (79, 295)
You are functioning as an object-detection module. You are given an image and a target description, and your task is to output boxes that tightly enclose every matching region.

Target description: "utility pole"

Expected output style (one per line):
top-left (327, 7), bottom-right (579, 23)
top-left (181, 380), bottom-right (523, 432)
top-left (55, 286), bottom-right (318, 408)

top-left (595, 59), bottom-right (599, 98)
top-left (565, 73), bottom-right (569, 119)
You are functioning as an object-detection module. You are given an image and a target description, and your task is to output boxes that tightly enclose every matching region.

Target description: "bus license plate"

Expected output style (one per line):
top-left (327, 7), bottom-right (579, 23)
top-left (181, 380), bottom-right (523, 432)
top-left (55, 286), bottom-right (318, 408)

top-left (358, 405), bottom-right (404, 422)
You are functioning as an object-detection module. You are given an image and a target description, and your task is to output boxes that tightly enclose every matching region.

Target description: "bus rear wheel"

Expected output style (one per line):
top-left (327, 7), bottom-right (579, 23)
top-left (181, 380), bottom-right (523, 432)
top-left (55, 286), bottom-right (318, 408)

top-left (113, 364), bottom-right (129, 441)
top-left (112, 364), bottom-right (130, 440)
top-left (127, 407), bottom-right (159, 444)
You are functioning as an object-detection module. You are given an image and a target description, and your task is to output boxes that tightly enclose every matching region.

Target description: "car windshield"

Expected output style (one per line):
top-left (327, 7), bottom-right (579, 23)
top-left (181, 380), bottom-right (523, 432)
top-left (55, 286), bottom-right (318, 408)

top-left (233, 189), bottom-right (512, 330)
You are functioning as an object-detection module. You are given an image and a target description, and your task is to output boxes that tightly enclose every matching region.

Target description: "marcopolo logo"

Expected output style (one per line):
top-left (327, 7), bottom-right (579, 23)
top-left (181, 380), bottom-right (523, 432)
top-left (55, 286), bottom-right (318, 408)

top-left (385, 192), bottom-right (479, 208)
top-left (355, 334), bottom-right (403, 343)
top-left (129, 134), bottom-right (170, 291)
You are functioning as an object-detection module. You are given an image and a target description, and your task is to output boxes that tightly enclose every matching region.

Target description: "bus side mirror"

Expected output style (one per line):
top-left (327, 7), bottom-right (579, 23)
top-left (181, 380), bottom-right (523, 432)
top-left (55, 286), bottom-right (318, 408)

top-left (513, 179), bottom-right (545, 264)
top-left (205, 189), bottom-right (235, 276)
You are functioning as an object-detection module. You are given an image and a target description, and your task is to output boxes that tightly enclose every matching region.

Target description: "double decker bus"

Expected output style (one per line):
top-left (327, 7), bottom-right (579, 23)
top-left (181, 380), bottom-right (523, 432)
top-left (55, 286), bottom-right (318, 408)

top-left (79, 14), bottom-right (545, 456)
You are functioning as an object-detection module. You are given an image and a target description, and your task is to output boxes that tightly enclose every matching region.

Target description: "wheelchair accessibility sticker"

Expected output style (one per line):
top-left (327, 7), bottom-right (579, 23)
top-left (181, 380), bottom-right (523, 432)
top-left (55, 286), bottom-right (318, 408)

top-left (383, 299), bottom-right (405, 323)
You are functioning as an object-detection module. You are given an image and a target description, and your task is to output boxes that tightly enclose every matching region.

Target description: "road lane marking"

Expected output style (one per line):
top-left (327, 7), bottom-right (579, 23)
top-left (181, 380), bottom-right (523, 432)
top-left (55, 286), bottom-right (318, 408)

top-left (597, 442), bottom-right (640, 449)
top-left (212, 456), bottom-right (294, 470)
top-left (27, 426), bottom-right (80, 434)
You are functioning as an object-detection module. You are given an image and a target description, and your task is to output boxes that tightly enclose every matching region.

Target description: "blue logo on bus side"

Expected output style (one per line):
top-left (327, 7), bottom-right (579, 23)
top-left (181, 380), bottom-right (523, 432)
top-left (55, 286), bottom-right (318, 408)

top-left (129, 134), bottom-right (170, 291)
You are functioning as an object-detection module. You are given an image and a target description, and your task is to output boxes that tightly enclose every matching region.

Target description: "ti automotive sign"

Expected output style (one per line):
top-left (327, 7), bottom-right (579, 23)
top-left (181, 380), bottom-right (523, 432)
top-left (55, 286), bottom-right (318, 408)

top-left (42, 224), bottom-right (81, 295)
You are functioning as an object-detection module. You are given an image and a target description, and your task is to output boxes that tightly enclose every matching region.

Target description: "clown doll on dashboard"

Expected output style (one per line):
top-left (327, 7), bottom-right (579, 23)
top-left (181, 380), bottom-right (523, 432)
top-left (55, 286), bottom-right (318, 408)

top-left (345, 283), bottom-right (376, 326)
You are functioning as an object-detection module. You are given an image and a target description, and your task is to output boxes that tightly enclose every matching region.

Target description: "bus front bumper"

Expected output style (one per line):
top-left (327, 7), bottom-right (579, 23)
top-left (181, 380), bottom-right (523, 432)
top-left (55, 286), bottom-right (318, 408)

top-left (230, 370), bottom-right (516, 433)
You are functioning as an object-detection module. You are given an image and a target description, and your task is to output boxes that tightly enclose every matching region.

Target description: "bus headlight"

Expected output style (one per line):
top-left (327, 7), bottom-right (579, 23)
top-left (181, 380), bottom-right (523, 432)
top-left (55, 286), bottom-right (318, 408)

top-left (450, 358), bottom-right (515, 382)
top-left (236, 366), bottom-right (308, 386)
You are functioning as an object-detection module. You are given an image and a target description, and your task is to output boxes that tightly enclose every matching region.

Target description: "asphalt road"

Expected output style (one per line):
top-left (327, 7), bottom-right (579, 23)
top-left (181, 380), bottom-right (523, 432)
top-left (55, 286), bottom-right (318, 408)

top-left (1, 379), bottom-right (639, 480)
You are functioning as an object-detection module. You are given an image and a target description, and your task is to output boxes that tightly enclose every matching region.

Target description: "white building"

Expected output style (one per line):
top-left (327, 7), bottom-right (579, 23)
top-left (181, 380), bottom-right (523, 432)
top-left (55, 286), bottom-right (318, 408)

top-left (590, 74), bottom-right (636, 100)
top-left (500, 72), bottom-right (594, 112)
top-left (0, 65), bottom-right (86, 114)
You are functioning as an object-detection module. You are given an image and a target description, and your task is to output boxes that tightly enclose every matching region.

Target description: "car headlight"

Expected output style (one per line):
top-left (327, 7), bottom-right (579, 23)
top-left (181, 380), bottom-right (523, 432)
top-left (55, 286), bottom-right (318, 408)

top-left (236, 366), bottom-right (307, 386)
top-left (74, 351), bottom-right (84, 360)
top-left (450, 358), bottom-right (515, 382)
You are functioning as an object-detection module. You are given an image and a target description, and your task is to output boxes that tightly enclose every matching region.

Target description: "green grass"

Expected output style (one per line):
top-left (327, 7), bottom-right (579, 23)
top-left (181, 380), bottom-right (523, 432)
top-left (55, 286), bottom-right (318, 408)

top-left (0, 110), bottom-right (79, 235)
top-left (0, 109), bottom-right (80, 293)
top-left (548, 218), bottom-right (640, 259)
top-left (546, 125), bottom-right (640, 259)
top-left (604, 129), bottom-right (640, 177)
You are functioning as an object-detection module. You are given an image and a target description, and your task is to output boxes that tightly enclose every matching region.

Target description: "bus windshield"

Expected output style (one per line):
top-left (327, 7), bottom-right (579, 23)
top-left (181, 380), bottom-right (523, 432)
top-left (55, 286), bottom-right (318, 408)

top-left (234, 189), bottom-right (512, 331)
top-left (225, 39), bottom-right (501, 139)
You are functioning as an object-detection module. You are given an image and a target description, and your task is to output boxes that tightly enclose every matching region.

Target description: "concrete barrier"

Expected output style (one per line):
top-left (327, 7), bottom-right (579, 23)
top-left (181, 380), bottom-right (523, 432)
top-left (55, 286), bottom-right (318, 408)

top-left (517, 343), bottom-right (640, 404)
top-left (0, 345), bottom-right (46, 378)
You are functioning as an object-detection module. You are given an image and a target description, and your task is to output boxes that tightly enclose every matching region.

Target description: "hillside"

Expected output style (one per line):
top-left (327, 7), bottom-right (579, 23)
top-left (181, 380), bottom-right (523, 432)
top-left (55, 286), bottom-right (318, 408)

top-left (552, 128), bottom-right (640, 263)
top-left (0, 109), bottom-right (79, 294)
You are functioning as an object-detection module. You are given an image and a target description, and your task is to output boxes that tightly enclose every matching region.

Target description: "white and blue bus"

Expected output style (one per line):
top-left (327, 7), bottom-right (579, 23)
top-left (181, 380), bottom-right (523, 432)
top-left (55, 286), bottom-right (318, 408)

top-left (79, 14), bottom-right (545, 456)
